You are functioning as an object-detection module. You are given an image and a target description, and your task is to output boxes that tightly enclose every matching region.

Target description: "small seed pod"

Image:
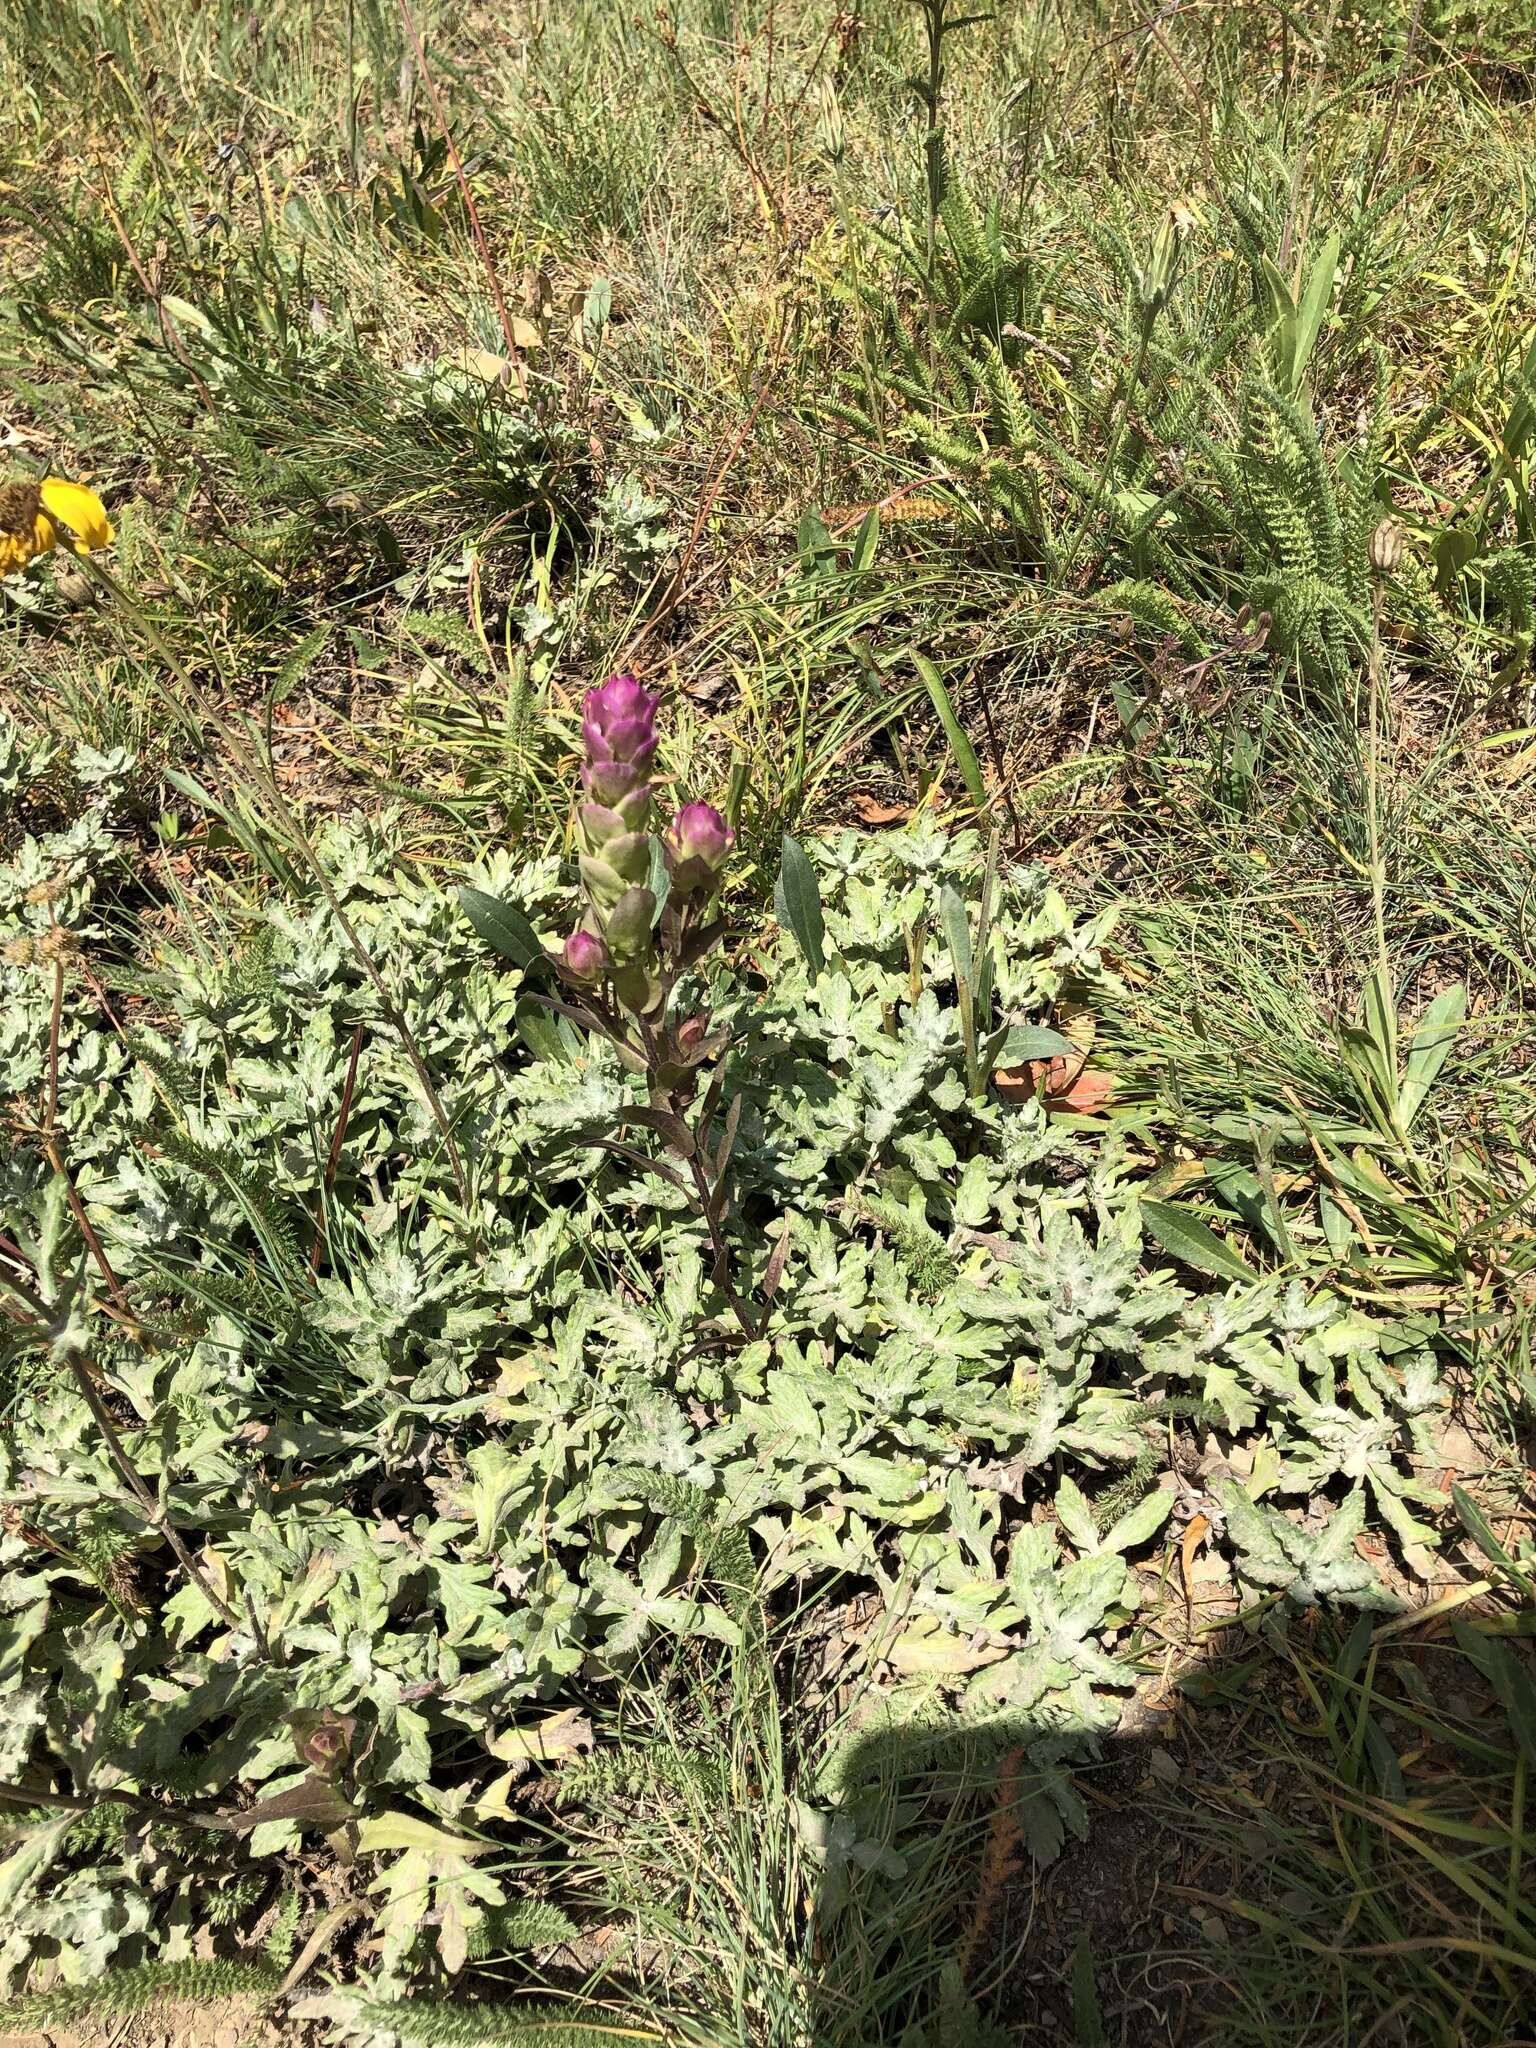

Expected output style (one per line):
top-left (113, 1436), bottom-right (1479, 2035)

top-left (53, 563), bottom-right (94, 609)
top-left (1369, 517), bottom-right (1406, 575)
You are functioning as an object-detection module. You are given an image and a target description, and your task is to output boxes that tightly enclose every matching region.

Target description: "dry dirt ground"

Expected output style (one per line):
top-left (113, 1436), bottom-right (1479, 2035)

top-left (993, 1603), bottom-right (1535, 2048)
top-left (8, 1999), bottom-right (297, 2048)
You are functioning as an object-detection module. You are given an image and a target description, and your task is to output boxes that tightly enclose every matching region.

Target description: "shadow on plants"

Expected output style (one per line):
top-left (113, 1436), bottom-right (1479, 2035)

top-left (290, 1588), bottom-right (1536, 2048)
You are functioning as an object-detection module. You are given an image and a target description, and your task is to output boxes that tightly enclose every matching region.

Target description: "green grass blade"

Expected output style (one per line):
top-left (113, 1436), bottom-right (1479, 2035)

top-left (912, 651), bottom-right (988, 814)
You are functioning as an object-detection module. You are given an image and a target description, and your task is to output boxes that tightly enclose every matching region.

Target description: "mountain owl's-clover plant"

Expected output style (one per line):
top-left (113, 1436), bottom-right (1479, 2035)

top-left (550, 675), bottom-right (750, 1328)
top-left (562, 673), bottom-right (733, 1025)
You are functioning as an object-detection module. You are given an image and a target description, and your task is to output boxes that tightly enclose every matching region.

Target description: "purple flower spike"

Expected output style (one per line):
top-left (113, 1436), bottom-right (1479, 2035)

top-left (562, 928), bottom-right (608, 982)
top-left (663, 801), bottom-right (734, 899)
top-left (582, 674), bottom-right (660, 769)
top-left (581, 674), bottom-right (660, 811)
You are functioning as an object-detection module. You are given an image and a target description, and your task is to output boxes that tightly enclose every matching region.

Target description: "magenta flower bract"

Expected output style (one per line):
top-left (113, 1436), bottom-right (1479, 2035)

top-left (581, 674), bottom-right (660, 804)
top-left (562, 928), bottom-right (608, 982)
top-left (663, 801), bottom-right (734, 898)
top-left (583, 672), bottom-right (659, 750)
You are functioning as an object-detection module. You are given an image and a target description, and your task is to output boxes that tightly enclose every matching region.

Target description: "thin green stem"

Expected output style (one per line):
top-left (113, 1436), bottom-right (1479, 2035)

top-left (1366, 579), bottom-right (1392, 996)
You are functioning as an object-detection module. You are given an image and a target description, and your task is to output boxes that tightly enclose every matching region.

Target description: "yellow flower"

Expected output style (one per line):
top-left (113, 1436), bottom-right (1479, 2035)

top-left (41, 478), bottom-right (114, 552)
top-left (0, 477), bottom-right (115, 578)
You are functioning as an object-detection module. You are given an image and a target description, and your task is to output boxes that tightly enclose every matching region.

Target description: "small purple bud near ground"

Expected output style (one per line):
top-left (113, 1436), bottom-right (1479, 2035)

top-left (562, 928), bottom-right (608, 982)
top-left (676, 1012), bottom-right (710, 1054)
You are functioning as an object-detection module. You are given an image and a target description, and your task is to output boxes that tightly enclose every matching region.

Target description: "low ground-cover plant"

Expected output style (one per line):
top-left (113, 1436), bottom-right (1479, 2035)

top-left (0, 701), bottom-right (1456, 2003)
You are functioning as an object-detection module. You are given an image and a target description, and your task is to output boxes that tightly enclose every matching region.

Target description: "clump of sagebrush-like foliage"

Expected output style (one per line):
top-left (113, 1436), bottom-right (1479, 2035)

top-left (0, 708), bottom-right (1449, 2002)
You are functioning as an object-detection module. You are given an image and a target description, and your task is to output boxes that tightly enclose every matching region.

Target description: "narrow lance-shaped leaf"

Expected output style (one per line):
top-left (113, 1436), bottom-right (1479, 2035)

top-left (1291, 229), bottom-right (1340, 394)
top-left (941, 882), bottom-right (978, 1094)
top-left (1359, 964), bottom-right (1401, 1120)
top-left (1140, 1199), bottom-right (1255, 1282)
top-left (1255, 253), bottom-right (1298, 385)
top-left (912, 650), bottom-right (988, 813)
top-left (775, 836), bottom-right (826, 978)
top-left (938, 882), bottom-right (973, 990)
top-left (458, 886), bottom-right (544, 971)
top-left (973, 825), bottom-right (1000, 1023)
top-left (1451, 1618), bottom-right (1536, 1770)
top-left (1398, 981), bottom-right (1465, 1131)
top-left (1451, 1482), bottom-right (1534, 1595)
top-left (646, 836), bottom-right (671, 922)
top-left (1072, 1934), bottom-right (1111, 2048)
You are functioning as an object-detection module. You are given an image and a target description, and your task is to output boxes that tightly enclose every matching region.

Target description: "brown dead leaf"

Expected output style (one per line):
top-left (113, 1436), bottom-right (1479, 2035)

top-left (993, 1058), bottom-right (1116, 1112)
top-left (1044, 1060), bottom-right (1116, 1112)
top-left (1054, 990), bottom-right (1097, 1058)
top-left (1158, 1156), bottom-right (1208, 1196)
top-left (991, 1066), bottom-right (1035, 1105)
top-left (762, 1221), bottom-right (792, 1305)
top-left (680, 667), bottom-right (734, 707)
top-left (487, 1706), bottom-right (596, 1769)
top-left (1101, 946), bottom-right (1150, 985)
top-left (1036, 1056), bottom-right (1116, 1112)
top-left (1180, 1512), bottom-right (1210, 1616)
top-left (849, 794), bottom-right (914, 827)
top-left (886, 1613), bottom-right (1009, 1676)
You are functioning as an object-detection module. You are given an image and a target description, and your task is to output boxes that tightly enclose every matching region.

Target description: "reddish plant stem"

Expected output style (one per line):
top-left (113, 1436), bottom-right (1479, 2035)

top-left (975, 691), bottom-right (1025, 852)
top-left (46, 956), bottom-right (62, 1136)
top-left (96, 170), bottom-right (216, 412)
top-left (40, 955), bottom-right (132, 1320)
top-left (42, 1139), bottom-right (133, 1319)
top-left (65, 1352), bottom-right (256, 1643)
top-left (623, 358), bottom-right (787, 666)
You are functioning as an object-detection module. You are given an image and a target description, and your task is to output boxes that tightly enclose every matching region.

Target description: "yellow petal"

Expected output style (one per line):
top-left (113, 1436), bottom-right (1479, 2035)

top-left (0, 526), bottom-right (45, 577)
top-left (38, 479), bottom-right (114, 552)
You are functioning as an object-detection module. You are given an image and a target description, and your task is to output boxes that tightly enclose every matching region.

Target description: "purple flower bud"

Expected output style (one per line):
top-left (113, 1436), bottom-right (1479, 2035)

top-left (562, 928), bottom-right (608, 982)
top-left (582, 674), bottom-right (660, 775)
top-left (291, 1709), bottom-right (355, 1779)
top-left (663, 802), bottom-right (734, 898)
top-left (666, 802), bottom-right (733, 866)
